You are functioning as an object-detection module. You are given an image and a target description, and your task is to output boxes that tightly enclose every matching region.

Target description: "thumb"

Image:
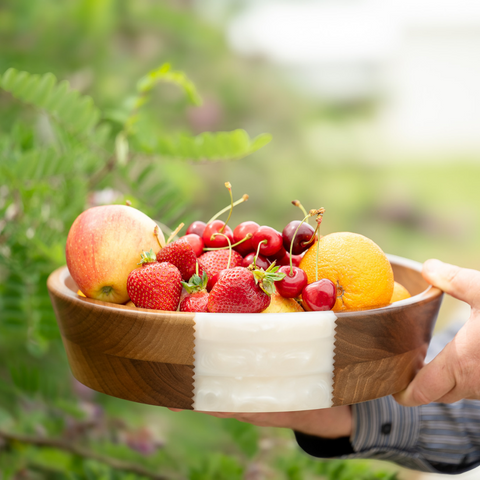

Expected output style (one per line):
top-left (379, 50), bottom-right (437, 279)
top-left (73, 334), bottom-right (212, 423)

top-left (422, 259), bottom-right (480, 308)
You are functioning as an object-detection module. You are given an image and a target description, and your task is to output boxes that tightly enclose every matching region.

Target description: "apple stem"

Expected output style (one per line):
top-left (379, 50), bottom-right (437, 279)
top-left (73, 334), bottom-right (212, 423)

top-left (125, 200), bottom-right (132, 206)
top-left (154, 225), bottom-right (163, 249)
top-left (203, 233), bottom-right (252, 251)
top-left (207, 194), bottom-right (249, 224)
top-left (212, 232), bottom-right (233, 268)
top-left (166, 222), bottom-right (185, 245)
top-left (292, 199), bottom-right (308, 220)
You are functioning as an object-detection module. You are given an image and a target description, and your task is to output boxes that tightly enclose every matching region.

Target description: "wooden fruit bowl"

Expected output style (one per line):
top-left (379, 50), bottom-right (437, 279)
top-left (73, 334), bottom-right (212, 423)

top-left (47, 254), bottom-right (443, 412)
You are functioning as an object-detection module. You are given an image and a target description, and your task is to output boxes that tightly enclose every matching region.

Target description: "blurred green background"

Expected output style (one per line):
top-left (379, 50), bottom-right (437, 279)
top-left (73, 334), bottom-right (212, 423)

top-left (1, 0), bottom-right (479, 478)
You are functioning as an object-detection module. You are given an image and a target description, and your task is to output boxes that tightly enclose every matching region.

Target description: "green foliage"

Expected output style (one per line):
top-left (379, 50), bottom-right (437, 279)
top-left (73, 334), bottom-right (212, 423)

top-left (0, 68), bottom-right (100, 136)
top-left (276, 452), bottom-right (400, 480)
top-left (222, 418), bottom-right (259, 458)
top-left (133, 63), bottom-right (202, 123)
top-left (189, 453), bottom-right (244, 480)
top-left (149, 129), bottom-right (272, 162)
top-left (312, 459), bottom-right (399, 480)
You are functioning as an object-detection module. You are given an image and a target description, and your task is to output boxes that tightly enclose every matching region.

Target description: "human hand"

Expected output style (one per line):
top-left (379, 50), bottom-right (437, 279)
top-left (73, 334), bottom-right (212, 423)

top-left (169, 405), bottom-right (352, 438)
top-left (394, 259), bottom-right (480, 406)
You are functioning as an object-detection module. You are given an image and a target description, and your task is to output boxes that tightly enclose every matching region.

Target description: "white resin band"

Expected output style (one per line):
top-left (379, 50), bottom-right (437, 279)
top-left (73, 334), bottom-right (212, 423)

top-left (192, 311), bottom-right (338, 412)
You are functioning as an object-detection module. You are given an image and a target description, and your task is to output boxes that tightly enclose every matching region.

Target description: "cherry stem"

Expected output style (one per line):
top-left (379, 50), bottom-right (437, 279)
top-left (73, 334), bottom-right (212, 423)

top-left (212, 232), bottom-right (233, 269)
top-left (288, 213), bottom-right (314, 275)
top-left (253, 240), bottom-right (267, 270)
top-left (292, 200), bottom-right (308, 220)
top-left (219, 182), bottom-right (233, 234)
top-left (166, 222), bottom-right (185, 245)
top-left (203, 233), bottom-right (252, 251)
top-left (311, 210), bottom-right (325, 282)
top-left (207, 193), bottom-right (249, 224)
top-left (304, 207), bottom-right (325, 248)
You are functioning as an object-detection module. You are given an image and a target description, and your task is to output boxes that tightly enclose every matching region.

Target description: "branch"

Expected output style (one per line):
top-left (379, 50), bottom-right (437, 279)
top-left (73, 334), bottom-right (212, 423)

top-left (0, 430), bottom-right (173, 480)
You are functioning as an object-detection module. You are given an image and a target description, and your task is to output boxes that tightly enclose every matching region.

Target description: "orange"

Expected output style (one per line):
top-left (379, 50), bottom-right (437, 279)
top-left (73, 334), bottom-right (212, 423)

top-left (390, 281), bottom-right (411, 303)
top-left (299, 232), bottom-right (394, 312)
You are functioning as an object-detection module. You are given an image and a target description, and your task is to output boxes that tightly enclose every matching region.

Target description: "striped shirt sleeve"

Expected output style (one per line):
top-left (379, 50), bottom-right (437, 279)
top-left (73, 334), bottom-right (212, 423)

top-left (347, 396), bottom-right (480, 473)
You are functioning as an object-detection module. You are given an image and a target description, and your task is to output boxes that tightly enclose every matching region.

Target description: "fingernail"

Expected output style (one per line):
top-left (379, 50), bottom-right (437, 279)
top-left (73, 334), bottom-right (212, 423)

top-left (423, 259), bottom-right (443, 276)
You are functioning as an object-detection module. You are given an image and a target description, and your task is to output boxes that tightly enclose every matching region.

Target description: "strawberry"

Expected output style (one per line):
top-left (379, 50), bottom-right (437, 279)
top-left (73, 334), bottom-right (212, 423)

top-left (127, 250), bottom-right (182, 310)
top-left (207, 264), bottom-right (286, 313)
top-left (198, 249), bottom-right (243, 291)
top-left (180, 271), bottom-right (209, 313)
top-left (156, 238), bottom-right (202, 281)
top-left (180, 291), bottom-right (209, 312)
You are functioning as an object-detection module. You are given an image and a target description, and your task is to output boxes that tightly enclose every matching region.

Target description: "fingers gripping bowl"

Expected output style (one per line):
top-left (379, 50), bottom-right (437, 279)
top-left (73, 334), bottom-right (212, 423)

top-left (47, 254), bottom-right (443, 412)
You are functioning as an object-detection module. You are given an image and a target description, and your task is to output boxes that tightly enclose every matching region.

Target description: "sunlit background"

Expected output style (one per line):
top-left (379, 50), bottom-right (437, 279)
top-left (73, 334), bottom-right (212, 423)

top-left (1, 0), bottom-right (480, 478)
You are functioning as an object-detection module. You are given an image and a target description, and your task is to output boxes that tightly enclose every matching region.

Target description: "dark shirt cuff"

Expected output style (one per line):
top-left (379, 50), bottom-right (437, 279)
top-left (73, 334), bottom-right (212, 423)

top-left (294, 431), bottom-right (354, 458)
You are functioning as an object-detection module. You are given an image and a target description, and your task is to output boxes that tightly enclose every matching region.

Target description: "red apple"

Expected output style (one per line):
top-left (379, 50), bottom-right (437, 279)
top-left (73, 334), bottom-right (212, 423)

top-left (66, 205), bottom-right (164, 303)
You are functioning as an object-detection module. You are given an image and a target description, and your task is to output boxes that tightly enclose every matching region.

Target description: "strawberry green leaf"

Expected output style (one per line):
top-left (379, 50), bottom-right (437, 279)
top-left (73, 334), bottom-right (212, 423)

top-left (182, 271), bottom-right (208, 293)
top-left (138, 249), bottom-right (157, 265)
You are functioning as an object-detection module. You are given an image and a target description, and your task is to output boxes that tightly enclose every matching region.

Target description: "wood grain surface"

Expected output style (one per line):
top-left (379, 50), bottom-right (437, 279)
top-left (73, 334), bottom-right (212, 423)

top-left (48, 257), bottom-right (443, 410)
top-left (48, 267), bottom-right (196, 408)
top-left (63, 337), bottom-right (194, 408)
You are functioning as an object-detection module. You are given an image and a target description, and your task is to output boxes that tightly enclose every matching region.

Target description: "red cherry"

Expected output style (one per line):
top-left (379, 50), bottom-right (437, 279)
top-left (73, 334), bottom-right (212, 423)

top-left (242, 252), bottom-right (271, 270)
top-left (251, 226), bottom-right (283, 257)
top-left (302, 279), bottom-right (337, 311)
top-left (203, 220), bottom-right (234, 248)
top-left (282, 221), bottom-right (316, 255)
top-left (275, 266), bottom-right (308, 298)
top-left (180, 234), bottom-right (204, 257)
top-left (267, 246), bottom-right (287, 263)
top-left (186, 221), bottom-right (207, 237)
top-left (233, 221), bottom-right (259, 256)
top-left (277, 251), bottom-right (303, 268)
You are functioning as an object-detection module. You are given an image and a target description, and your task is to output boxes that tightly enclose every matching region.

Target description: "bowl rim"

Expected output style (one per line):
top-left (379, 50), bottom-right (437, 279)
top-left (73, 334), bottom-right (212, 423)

top-left (47, 253), bottom-right (443, 318)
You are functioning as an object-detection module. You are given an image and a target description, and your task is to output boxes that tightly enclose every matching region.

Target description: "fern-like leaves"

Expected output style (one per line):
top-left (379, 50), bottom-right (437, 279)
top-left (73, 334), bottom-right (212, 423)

top-left (136, 63), bottom-right (202, 104)
top-left (0, 68), bottom-right (100, 135)
top-left (122, 63), bottom-right (273, 162)
top-left (124, 63), bottom-right (202, 133)
top-left (139, 129), bottom-right (272, 162)
top-left (162, 129), bottom-right (272, 161)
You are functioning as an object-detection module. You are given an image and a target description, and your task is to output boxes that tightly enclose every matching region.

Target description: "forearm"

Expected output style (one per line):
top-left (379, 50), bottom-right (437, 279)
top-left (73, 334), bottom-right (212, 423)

top-left (292, 405), bottom-right (352, 439)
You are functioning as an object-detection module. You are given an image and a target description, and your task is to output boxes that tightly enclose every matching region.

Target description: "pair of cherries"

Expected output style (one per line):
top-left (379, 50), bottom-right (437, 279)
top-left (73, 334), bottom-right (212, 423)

top-left (274, 256), bottom-right (336, 312)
